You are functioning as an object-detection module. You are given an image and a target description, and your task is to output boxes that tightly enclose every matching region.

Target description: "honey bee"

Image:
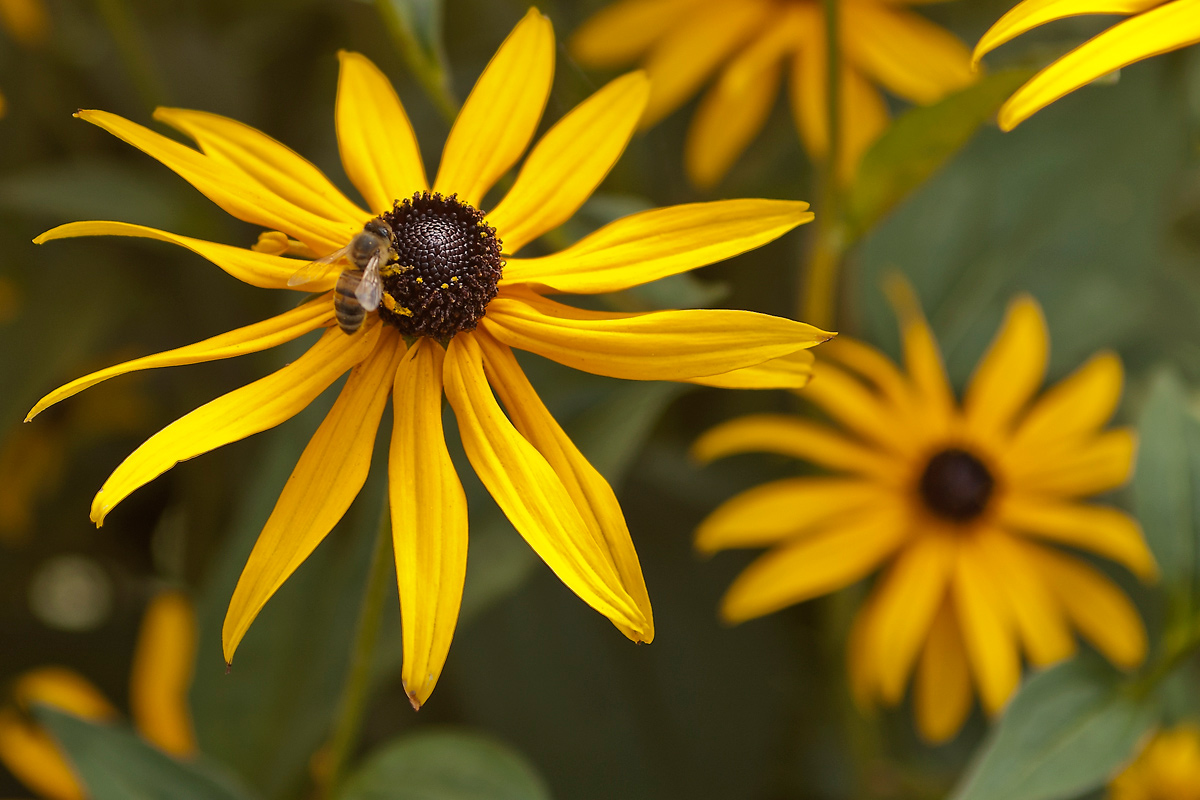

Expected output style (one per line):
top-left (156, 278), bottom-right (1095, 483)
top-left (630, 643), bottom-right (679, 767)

top-left (288, 219), bottom-right (394, 334)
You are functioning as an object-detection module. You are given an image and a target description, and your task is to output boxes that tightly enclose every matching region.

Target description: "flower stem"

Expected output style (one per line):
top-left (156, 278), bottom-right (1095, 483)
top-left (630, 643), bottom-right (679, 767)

top-left (93, 0), bottom-right (170, 111)
top-left (323, 503), bottom-right (393, 796)
top-left (374, 0), bottom-right (460, 124)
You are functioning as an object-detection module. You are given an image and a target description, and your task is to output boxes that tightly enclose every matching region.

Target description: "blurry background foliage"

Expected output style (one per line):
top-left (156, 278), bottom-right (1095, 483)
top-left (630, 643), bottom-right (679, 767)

top-left (3, 0), bottom-right (1200, 797)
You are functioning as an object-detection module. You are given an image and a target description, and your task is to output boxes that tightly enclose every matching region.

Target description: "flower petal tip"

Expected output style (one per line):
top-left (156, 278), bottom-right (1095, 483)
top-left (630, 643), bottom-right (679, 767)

top-left (406, 691), bottom-right (422, 712)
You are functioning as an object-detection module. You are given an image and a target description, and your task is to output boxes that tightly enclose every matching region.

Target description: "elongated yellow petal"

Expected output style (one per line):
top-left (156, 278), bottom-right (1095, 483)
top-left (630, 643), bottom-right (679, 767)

top-left (972, 0), bottom-right (1163, 66)
top-left (222, 327), bottom-right (400, 662)
top-left (501, 199), bottom-right (813, 294)
top-left (951, 541), bottom-right (1020, 714)
top-left (913, 601), bottom-right (973, 743)
top-left (884, 275), bottom-right (957, 435)
top-left (335, 50), bottom-right (428, 212)
top-left (153, 107), bottom-right (367, 226)
top-left (1026, 542), bottom-right (1147, 669)
top-left (696, 477), bottom-right (886, 553)
top-left (489, 72), bottom-right (648, 254)
top-left (96, 324), bottom-right (379, 528)
top-left (569, 0), bottom-right (700, 67)
top-left (28, 298), bottom-right (333, 422)
top-left (720, 507), bottom-right (907, 623)
top-left (12, 667), bottom-right (118, 720)
top-left (963, 296), bottom-right (1048, 441)
top-left (76, 110), bottom-right (353, 254)
top-left (34, 221), bottom-right (330, 290)
top-left (682, 349), bottom-right (815, 390)
top-left (1012, 351), bottom-right (1123, 453)
top-left (803, 361), bottom-right (914, 454)
top-left (691, 414), bottom-right (897, 480)
top-left (443, 333), bottom-right (646, 633)
top-left (999, 0), bottom-right (1200, 130)
top-left (821, 336), bottom-right (916, 415)
top-left (478, 331), bottom-right (653, 642)
top-left (433, 9), bottom-right (554, 206)
top-left (482, 294), bottom-right (831, 382)
top-left (1005, 427), bottom-right (1136, 497)
top-left (390, 339), bottom-right (467, 709)
top-left (0, 709), bottom-right (85, 800)
top-left (130, 590), bottom-right (197, 756)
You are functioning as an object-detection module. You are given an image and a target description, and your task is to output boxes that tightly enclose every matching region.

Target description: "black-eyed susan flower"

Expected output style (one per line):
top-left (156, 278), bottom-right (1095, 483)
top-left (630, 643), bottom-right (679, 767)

top-left (1110, 724), bottom-right (1200, 800)
top-left (570, 0), bottom-right (976, 187)
top-left (29, 8), bottom-right (828, 709)
top-left (0, 591), bottom-right (196, 799)
top-left (692, 281), bottom-right (1154, 742)
top-left (974, 0), bottom-right (1200, 130)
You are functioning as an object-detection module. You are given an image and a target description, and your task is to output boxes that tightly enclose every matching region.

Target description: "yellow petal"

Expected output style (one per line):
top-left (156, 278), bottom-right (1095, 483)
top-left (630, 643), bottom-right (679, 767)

top-left (28, 298), bottom-right (333, 422)
top-left (443, 333), bottom-right (647, 633)
top-left (1026, 542), bottom-right (1148, 669)
top-left (719, 507), bottom-right (907, 623)
top-left (691, 414), bottom-right (897, 480)
top-left (222, 327), bottom-right (400, 662)
top-left (913, 601), bottom-right (973, 743)
top-left (963, 296), bottom-right (1049, 441)
top-left (482, 293), bottom-right (830, 382)
top-left (390, 338), bottom-right (468, 709)
top-left (999, 495), bottom-right (1156, 580)
top-left (12, 667), bottom-right (117, 720)
top-left (130, 590), bottom-right (197, 756)
top-left (477, 330), bottom-right (653, 642)
top-left (95, 324), bottom-right (379, 527)
top-left (489, 72), bottom-right (649, 255)
top-left (695, 477), bottom-right (885, 553)
top-left (75, 110), bottom-right (354, 254)
top-left (569, 0), bottom-right (700, 68)
top-left (153, 107), bottom-right (367, 226)
top-left (34, 221), bottom-right (330, 290)
top-left (0, 0), bottom-right (49, 46)
top-left (802, 361), bottom-right (915, 454)
top-left (681, 349), bottom-right (815, 390)
top-left (998, 0), bottom-right (1200, 130)
top-left (1011, 351), bottom-right (1124, 453)
top-left (335, 50), bottom-right (428, 213)
top-left (820, 336), bottom-right (915, 414)
top-left (502, 199), bottom-right (813, 294)
top-left (1005, 427), bottom-right (1136, 497)
top-left (951, 540), bottom-right (1021, 714)
top-left (0, 708), bottom-right (85, 800)
top-left (972, 0), bottom-right (1163, 67)
top-left (884, 275), bottom-right (956, 434)
top-left (433, 8), bottom-right (554, 206)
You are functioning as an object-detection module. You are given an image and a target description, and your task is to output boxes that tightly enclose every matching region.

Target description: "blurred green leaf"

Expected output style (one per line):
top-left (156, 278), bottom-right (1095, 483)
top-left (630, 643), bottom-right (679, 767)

top-left (36, 707), bottom-right (258, 800)
top-left (846, 69), bottom-right (1033, 239)
top-left (949, 657), bottom-right (1157, 800)
top-left (374, 0), bottom-right (457, 120)
top-left (339, 729), bottom-right (550, 800)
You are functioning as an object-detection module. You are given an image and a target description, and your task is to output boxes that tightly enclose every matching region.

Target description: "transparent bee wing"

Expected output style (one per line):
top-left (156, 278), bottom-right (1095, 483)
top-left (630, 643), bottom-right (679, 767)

top-left (287, 247), bottom-right (349, 287)
top-left (355, 251), bottom-right (383, 312)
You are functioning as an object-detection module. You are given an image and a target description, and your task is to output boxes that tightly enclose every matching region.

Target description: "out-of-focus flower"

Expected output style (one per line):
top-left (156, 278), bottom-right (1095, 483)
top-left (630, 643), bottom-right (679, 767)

top-left (693, 280), bottom-right (1154, 742)
top-left (571, 0), bottom-right (976, 186)
top-left (1110, 724), bottom-right (1200, 800)
top-left (30, 8), bottom-right (828, 709)
top-left (0, 591), bottom-right (197, 799)
top-left (0, 0), bottom-right (50, 119)
top-left (974, 0), bottom-right (1200, 130)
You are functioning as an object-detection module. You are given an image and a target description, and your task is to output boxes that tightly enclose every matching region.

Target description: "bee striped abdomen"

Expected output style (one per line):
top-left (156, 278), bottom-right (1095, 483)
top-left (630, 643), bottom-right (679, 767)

top-left (334, 268), bottom-right (366, 334)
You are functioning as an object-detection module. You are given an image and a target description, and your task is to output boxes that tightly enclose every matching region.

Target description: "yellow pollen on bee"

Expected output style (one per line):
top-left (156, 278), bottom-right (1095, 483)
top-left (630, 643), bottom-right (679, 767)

top-left (381, 293), bottom-right (412, 317)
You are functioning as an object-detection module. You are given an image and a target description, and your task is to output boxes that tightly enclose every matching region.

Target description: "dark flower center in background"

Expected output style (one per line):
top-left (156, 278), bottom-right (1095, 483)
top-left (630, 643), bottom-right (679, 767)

top-left (918, 448), bottom-right (995, 522)
top-left (375, 192), bottom-right (503, 339)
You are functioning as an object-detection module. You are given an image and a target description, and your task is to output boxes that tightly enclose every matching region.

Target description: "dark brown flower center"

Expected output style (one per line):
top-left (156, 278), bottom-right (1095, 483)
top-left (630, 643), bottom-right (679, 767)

top-left (374, 191), bottom-right (503, 340)
top-left (918, 448), bottom-right (994, 522)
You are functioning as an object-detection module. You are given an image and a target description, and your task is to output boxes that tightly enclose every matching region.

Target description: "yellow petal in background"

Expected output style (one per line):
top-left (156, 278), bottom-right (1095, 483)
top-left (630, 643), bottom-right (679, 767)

top-left (952, 542), bottom-right (1021, 715)
top-left (335, 50), bottom-right (429, 213)
top-left (1006, 427), bottom-right (1136, 497)
top-left (389, 339), bottom-right (468, 709)
top-left (972, 0), bottom-right (1164, 66)
top-left (12, 667), bottom-right (118, 721)
top-left (914, 602), bottom-right (973, 743)
top-left (130, 590), bottom-right (197, 756)
top-left (502, 199), bottom-right (813, 294)
top-left (433, 8), bottom-right (554, 207)
top-left (681, 349), bottom-right (815, 390)
top-left (222, 328), bottom-right (400, 662)
top-left (569, 0), bottom-right (699, 68)
top-left (963, 295), bottom-right (1049, 441)
top-left (884, 275), bottom-right (957, 432)
top-left (1000, 495), bottom-right (1156, 580)
top-left (0, 708), bottom-right (85, 800)
top-left (1011, 351), bottom-right (1123, 453)
top-left (802, 361), bottom-right (913, 453)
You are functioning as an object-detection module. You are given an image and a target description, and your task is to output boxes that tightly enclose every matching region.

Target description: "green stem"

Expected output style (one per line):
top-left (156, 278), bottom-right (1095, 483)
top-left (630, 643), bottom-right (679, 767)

top-left (374, 0), bottom-right (460, 124)
top-left (323, 504), bottom-right (393, 797)
top-left (93, 0), bottom-right (169, 111)
top-left (1131, 617), bottom-right (1200, 700)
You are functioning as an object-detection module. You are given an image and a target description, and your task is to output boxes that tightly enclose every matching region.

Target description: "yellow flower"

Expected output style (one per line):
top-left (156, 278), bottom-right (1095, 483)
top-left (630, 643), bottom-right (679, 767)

top-left (571, 0), bottom-right (976, 186)
top-left (1111, 725), bottom-right (1200, 800)
top-left (974, 0), bottom-right (1200, 130)
top-left (29, 9), bottom-right (827, 709)
top-left (0, 591), bottom-right (196, 800)
top-left (692, 280), bottom-right (1154, 742)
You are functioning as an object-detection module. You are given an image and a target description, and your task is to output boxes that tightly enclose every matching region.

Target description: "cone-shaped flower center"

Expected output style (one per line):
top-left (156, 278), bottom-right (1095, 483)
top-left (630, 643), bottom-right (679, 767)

top-left (376, 191), bottom-right (504, 339)
top-left (918, 448), bottom-right (994, 522)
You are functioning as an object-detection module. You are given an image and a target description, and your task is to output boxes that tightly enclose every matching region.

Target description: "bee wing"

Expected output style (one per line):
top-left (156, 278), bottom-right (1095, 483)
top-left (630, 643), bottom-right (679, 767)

top-left (287, 247), bottom-right (348, 287)
top-left (355, 251), bottom-right (384, 312)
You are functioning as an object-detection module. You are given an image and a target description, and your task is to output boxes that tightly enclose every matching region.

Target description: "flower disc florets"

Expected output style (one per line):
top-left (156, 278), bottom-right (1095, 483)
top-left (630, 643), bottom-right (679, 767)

top-left (918, 448), bottom-right (995, 522)
top-left (375, 191), bottom-right (504, 340)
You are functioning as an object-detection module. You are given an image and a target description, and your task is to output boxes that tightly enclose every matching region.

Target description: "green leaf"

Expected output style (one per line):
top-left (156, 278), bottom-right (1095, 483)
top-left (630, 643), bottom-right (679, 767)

top-left (338, 729), bottom-right (551, 800)
top-left (846, 69), bottom-right (1033, 239)
top-left (374, 0), bottom-right (456, 118)
top-left (35, 707), bottom-right (258, 800)
top-left (949, 657), bottom-right (1158, 800)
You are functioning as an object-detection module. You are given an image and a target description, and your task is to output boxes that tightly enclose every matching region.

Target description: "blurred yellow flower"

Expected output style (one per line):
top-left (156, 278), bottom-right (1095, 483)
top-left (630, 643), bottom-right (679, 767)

top-left (974, 0), bottom-right (1200, 130)
top-left (0, 0), bottom-right (48, 45)
top-left (1111, 724), bottom-right (1200, 800)
top-left (0, 591), bottom-right (196, 799)
top-left (30, 8), bottom-right (827, 709)
top-left (571, 0), bottom-right (976, 186)
top-left (693, 280), bottom-right (1154, 742)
